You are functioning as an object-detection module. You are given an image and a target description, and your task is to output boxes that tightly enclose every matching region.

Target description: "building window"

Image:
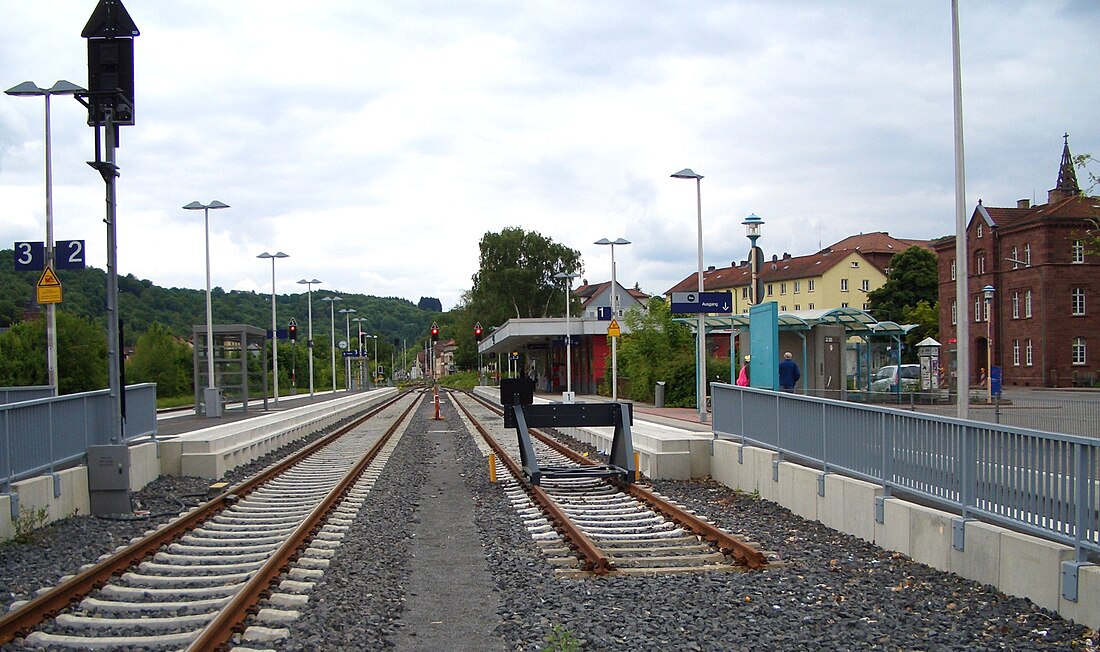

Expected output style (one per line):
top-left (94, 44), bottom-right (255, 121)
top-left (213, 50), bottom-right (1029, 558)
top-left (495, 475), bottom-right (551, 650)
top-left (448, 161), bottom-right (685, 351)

top-left (841, 302), bottom-right (849, 308)
top-left (951, 300), bottom-right (957, 325)
top-left (742, 287), bottom-right (748, 299)
top-left (976, 252), bottom-right (986, 274)
top-left (780, 305), bottom-right (787, 312)
top-left (862, 302), bottom-right (870, 311)
top-left (1011, 246), bottom-right (1019, 269)
top-left (1013, 340), bottom-right (1020, 366)
top-left (1073, 337), bottom-right (1086, 365)
top-left (1072, 287), bottom-right (1085, 316)
top-left (1026, 339), bottom-right (1033, 366)
top-left (851, 261), bottom-right (859, 268)
top-left (1025, 290), bottom-right (1032, 318)
top-left (983, 297), bottom-right (990, 322)
top-left (808, 279), bottom-right (816, 292)
top-left (1024, 243), bottom-right (1032, 265)
top-left (1073, 240), bottom-right (1085, 264)
top-left (808, 302), bottom-right (815, 310)
top-left (1011, 292), bottom-right (1019, 319)
top-left (840, 279), bottom-right (849, 292)
top-left (977, 222), bottom-right (983, 238)
top-left (950, 259), bottom-right (956, 280)
top-left (794, 304), bottom-right (800, 311)
top-left (767, 284), bottom-right (774, 297)
top-left (794, 280), bottom-right (801, 293)
top-left (780, 282), bottom-right (787, 295)
top-left (974, 298), bottom-right (982, 322)
top-left (860, 279), bottom-right (870, 292)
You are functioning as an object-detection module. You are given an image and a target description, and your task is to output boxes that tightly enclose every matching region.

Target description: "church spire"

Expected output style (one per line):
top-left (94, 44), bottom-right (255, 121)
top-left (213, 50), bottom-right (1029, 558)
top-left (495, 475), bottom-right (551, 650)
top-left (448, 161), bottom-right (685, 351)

top-left (1049, 133), bottom-right (1080, 203)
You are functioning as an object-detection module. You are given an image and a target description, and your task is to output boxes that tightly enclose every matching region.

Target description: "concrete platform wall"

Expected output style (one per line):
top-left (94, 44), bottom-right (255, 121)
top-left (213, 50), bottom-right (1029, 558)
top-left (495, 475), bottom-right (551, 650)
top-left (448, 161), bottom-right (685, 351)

top-left (711, 439), bottom-right (1100, 630)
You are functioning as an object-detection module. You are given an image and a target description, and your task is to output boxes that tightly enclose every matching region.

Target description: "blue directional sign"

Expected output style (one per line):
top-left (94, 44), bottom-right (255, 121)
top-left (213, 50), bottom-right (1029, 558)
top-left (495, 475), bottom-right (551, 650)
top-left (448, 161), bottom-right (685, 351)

top-left (670, 291), bottom-right (734, 314)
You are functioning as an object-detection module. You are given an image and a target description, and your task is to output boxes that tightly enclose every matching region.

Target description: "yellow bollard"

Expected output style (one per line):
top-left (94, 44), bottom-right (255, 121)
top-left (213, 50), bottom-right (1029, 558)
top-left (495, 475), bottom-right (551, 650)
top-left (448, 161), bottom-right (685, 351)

top-left (634, 451), bottom-right (640, 482)
top-left (488, 453), bottom-right (497, 483)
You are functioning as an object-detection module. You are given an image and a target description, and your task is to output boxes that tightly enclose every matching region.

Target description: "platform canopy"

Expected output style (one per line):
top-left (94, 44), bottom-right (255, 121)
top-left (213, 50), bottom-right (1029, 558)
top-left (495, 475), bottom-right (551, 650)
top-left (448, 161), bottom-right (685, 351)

top-left (675, 306), bottom-right (918, 337)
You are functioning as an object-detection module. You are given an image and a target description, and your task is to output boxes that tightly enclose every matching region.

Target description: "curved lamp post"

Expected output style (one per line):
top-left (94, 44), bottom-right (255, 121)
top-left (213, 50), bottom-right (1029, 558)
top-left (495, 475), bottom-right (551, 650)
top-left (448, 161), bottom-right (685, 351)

top-left (297, 278), bottom-right (322, 396)
top-left (672, 168), bottom-right (708, 422)
top-left (595, 237), bottom-right (630, 401)
top-left (554, 271), bottom-right (580, 401)
top-left (6, 80), bottom-right (86, 396)
top-left (183, 200), bottom-right (229, 416)
top-left (257, 251), bottom-right (289, 404)
top-left (321, 296), bottom-right (342, 393)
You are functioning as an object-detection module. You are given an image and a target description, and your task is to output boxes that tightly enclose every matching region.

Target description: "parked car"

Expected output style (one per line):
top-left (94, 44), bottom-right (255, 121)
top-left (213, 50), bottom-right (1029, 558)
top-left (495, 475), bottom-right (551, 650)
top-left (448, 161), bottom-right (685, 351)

top-left (872, 364), bottom-right (921, 392)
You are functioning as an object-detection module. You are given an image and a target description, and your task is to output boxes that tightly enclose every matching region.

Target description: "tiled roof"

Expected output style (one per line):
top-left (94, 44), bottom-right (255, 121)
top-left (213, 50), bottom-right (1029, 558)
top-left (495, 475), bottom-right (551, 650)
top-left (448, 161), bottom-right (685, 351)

top-left (821, 232), bottom-right (933, 256)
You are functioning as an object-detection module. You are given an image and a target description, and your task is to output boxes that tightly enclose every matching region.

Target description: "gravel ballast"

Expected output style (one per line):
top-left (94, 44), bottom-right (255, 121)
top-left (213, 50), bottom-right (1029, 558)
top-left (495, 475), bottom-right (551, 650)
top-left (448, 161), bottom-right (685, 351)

top-left (3, 400), bottom-right (1098, 651)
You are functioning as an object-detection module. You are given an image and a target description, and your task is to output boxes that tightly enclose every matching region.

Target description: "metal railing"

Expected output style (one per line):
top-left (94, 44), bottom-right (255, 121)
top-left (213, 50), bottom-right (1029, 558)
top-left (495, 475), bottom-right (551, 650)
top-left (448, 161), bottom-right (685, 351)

top-left (712, 383), bottom-right (1100, 562)
top-left (0, 386), bottom-right (54, 406)
top-left (1, 384), bottom-right (157, 491)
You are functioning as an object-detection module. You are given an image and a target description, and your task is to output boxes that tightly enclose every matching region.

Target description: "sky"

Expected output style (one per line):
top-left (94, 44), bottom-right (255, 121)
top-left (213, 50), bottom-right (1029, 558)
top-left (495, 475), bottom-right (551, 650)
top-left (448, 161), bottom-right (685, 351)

top-left (1, 1), bottom-right (1097, 312)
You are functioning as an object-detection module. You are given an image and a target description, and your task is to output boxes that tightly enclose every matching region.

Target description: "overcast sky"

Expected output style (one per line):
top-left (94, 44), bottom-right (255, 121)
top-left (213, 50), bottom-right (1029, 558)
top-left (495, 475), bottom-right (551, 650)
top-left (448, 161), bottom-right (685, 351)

top-left (2, 1), bottom-right (1097, 312)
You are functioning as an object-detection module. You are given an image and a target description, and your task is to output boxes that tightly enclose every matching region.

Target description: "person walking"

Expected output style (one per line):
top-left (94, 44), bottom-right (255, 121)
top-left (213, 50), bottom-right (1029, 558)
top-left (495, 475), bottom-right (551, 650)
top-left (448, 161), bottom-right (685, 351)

top-left (778, 351), bottom-right (800, 392)
top-left (736, 355), bottom-right (751, 386)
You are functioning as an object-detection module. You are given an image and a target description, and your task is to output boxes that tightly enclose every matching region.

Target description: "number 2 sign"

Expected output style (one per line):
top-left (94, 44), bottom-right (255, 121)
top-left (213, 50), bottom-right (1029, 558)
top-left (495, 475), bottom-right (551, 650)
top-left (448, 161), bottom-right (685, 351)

top-left (12, 240), bottom-right (85, 271)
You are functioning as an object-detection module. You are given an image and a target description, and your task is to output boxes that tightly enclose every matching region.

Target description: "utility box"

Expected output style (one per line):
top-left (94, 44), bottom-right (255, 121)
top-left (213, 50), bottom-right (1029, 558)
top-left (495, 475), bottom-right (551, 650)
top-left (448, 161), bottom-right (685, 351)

top-left (654, 381), bottom-right (666, 408)
top-left (87, 445), bottom-right (132, 515)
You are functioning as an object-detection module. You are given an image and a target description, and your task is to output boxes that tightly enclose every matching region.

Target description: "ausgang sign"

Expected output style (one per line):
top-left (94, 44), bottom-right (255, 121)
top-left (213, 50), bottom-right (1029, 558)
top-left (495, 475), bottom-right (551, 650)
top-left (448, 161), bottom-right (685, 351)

top-left (671, 291), bottom-right (733, 314)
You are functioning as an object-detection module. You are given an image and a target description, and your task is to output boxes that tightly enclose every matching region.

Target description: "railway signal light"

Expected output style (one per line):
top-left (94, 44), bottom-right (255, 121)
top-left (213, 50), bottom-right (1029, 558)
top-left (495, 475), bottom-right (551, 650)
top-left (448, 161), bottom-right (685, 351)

top-left (288, 321), bottom-right (298, 342)
top-left (474, 322), bottom-right (483, 342)
top-left (431, 323), bottom-right (439, 342)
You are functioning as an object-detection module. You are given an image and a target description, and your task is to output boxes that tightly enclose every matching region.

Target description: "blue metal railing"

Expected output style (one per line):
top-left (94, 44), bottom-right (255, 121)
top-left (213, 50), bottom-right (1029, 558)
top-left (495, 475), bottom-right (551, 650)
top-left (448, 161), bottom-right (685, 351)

top-left (0, 384), bottom-right (157, 491)
top-left (0, 386), bottom-right (54, 405)
top-left (713, 383), bottom-right (1100, 560)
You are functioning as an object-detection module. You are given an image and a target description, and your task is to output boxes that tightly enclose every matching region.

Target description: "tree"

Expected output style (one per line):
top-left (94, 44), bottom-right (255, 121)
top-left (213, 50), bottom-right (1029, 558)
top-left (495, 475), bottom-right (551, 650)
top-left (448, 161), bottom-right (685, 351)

top-left (1073, 153), bottom-right (1100, 255)
top-left (618, 298), bottom-right (696, 405)
top-left (865, 246), bottom-right (938, 325)
top-left (0, 310), bottom-right (107, 393)
top-left (466, 227), bottom-right (583, 327)
top-left (126, 322), bottom-right (192, 397)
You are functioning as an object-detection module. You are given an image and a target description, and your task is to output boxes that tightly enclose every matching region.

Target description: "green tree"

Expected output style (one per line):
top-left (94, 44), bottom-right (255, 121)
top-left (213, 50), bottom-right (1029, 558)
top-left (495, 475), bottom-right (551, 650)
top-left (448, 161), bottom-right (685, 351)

top-left (865, 246), bottom-right (939, 324)
top-left (899, 300), bottom-right (939, 363)
top-left (1073, 153), bottom-right (1100, 256)
top-left (126, 322), bottom-right (192, 397)
top-left (0, 310), bottom-right (107, 393)
top-left (618, 298), bottom-right (695, 404)
top-left (466, 227), bottom-right (583, 326)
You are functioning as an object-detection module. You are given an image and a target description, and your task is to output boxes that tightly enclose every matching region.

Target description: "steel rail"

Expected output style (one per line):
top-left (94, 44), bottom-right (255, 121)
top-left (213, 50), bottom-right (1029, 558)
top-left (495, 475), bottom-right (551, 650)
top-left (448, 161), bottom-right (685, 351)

top-left (449, 391), bottom-right (613, 574)
top-left (187, 392), bottom-right (422, 651)
top-left (0, 390), bottom-right (412, 645)
top-left (462, 390), bottom-right (768, 569)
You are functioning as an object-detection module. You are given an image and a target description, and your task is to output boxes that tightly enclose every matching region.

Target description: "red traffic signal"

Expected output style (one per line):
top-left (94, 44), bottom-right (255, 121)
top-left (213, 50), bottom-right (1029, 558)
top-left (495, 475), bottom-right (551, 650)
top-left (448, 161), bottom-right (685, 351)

top-left (288, 322), bottom-right (298, 341)
top-left (474, 322), bottom-right (483, 341)
top-left (431, 323), bottom-right (439, 342)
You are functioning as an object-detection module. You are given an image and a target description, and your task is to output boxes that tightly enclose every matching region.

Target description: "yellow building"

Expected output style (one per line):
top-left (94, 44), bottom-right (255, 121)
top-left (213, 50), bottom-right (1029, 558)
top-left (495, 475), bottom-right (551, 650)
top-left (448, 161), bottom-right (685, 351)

top-left (665, 232), bottom-right (932, 315)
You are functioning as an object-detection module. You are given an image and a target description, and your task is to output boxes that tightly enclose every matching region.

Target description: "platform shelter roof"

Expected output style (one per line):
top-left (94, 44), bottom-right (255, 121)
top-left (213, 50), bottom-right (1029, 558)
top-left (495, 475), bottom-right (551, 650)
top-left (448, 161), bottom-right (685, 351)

top-left (676, 306), bottom-right (917, 337)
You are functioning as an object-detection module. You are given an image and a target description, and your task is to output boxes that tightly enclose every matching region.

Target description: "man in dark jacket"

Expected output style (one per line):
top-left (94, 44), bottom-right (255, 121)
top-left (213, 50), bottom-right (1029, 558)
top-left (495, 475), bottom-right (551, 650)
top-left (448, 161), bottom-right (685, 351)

top-left (778, 351), bottom-right (800, 392)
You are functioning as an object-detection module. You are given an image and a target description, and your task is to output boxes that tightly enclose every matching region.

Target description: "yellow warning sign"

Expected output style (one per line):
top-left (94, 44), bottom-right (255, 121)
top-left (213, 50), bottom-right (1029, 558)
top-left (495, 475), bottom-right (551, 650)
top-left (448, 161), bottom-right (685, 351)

top-left (607, 318), bottom-right (621, 337)
top-left (36, 265), bottom-right (62, 304)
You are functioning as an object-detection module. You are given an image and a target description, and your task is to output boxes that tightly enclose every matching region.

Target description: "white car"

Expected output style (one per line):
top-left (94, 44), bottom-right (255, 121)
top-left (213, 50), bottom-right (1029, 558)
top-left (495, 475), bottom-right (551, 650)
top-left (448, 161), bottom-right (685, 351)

top-left (872, 364), bottom-right (921, 392)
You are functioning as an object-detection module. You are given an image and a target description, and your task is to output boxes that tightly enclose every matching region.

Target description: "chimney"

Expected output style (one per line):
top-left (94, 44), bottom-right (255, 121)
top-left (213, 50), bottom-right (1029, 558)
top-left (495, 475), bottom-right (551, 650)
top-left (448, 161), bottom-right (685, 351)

top-left (772, 254), bottom-right (778, 262)
top-left (1017, 199), bottom-right (1031, 209)
top-left (707, 265), bottom-right (716, 272)
top-left (782, 252), bottom-right (791, 260)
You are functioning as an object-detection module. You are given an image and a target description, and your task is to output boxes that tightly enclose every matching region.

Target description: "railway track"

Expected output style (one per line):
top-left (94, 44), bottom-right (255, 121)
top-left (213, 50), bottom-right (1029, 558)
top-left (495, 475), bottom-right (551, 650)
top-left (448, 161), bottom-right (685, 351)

top-left (449, 390), bottom-right (773, 576)
top-left (0, 390), bottom-right (422, 650)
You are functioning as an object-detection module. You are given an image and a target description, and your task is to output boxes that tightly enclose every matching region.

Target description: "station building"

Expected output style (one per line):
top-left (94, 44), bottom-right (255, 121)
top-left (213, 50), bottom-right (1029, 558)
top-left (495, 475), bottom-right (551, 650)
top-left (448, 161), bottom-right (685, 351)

top-left (933, 136), bottom-right (1100, 388)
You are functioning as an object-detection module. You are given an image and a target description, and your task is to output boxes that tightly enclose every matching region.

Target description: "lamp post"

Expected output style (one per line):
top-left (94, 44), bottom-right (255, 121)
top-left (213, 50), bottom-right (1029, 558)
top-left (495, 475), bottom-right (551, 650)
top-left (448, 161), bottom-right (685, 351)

top-left (297, 278), bottom-right (322, 397)
top-left (321, 296), bottom-right (342, 393)
top-left (352, 317), bottom-right (368, 389)
top-left (595, 237), bottom-right (630, 401)
top-left (6, 80), bottom-right (86, 396)
top-left (742, 213), bottom-right (765, 305)
top-left (983, 284), bottom-right (995, 403)
top-left (257, 251), bottom-right (289, 405)
top-left (554, 271), bottom-right (580, 402)
top-left (339, 308), bottom-right (356, 389)
top-left (370, 334), bottom-right (379, 385)
top-left (183, 200), bottom-right (230, 416)
top-left (672, 168), bottom-right (709, 422)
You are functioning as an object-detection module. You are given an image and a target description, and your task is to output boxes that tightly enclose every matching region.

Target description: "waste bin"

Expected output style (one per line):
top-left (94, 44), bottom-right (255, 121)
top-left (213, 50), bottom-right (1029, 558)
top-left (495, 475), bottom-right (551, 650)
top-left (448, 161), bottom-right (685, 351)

top-left (654, 381), bottom-right (666, 408)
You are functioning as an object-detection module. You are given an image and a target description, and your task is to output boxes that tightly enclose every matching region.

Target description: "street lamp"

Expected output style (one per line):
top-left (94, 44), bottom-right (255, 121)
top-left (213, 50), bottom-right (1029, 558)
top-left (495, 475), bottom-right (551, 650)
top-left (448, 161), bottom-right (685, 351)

top-left (672, 168), bottom-right (708, 423)
top-left (6, 80), bottom-right (86, 396)
top-left (595, 237), bottom-right (630, 401)
top-left (257, 251), bottom-right (289, 405)
top-left (183, 200), bottom-right (230, 416)
top-left (321, 295), bottom-right (342, 393)
top-left (742, 213), bottom-right (765, 305)
top-left (554, 271), bottom-right (580, 402)
top-left (297, 278), bottom-right (322, 397)
top-left (983, 284), bottom-right (995, 403)
top-left (370, 334), bottom-right (379, 385)
top-left (352, 317), bottom-right (368, 389)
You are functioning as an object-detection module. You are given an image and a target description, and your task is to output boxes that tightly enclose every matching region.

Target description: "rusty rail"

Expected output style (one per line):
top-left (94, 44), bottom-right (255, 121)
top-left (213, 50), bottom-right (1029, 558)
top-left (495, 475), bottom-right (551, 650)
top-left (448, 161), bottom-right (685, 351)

top-left (0, 390), bottom-right (412, 646)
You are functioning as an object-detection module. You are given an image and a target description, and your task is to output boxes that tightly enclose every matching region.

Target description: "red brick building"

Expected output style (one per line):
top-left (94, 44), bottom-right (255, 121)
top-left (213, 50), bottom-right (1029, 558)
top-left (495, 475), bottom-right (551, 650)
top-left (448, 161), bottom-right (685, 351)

top-left (933, 136), bottom-right (1099, 388)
